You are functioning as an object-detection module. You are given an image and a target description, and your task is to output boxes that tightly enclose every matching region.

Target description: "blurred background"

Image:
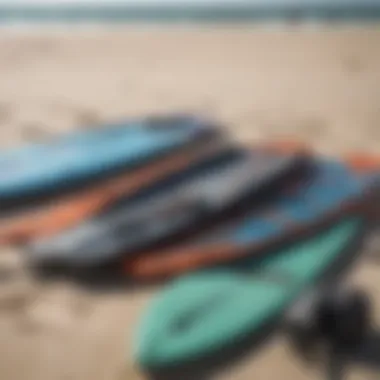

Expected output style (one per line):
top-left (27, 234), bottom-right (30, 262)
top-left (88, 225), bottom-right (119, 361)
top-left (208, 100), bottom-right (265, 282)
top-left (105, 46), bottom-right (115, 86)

top-left (0, 1), bottom-right (379, 379)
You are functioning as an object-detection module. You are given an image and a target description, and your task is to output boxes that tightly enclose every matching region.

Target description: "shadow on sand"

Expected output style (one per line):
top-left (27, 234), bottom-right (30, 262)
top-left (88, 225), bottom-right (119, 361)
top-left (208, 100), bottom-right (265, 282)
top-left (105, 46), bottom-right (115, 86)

top-left (349, 327), bottom-right (380, 371)
top-left (142, 326), bottom-right (380, 380)
top-left (28, 263), bottom-right (163, 295)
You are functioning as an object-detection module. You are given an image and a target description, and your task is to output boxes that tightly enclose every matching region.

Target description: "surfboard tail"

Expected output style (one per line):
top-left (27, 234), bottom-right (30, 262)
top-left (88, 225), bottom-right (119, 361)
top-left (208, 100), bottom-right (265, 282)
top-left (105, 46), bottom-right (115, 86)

top-left (124, 141), bottom-right (380, 280)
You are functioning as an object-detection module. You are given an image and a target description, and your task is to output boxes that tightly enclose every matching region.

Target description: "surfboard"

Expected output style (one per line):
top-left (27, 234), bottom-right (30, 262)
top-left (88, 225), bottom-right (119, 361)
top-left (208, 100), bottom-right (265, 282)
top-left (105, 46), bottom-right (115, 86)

top-left (0, 114), bottom-right (211, 161)
top-left (0, 138), bottom-right (236, 245)
top-left (0, 114), bottom-right (218, 201)
top-left (28, 148), bottom-right (309, 268)
top-left (126, 157), bottom-right (379, 280)
top-left (134, 217), bottom-right (369, 370)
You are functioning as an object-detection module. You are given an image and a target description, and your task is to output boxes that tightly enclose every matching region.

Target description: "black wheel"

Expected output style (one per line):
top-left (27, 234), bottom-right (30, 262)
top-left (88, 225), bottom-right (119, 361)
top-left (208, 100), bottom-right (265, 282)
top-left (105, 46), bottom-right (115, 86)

top-left (284, 292), bottom-right (324, 357)
top-left (317, 287), bottom-right (370, 349)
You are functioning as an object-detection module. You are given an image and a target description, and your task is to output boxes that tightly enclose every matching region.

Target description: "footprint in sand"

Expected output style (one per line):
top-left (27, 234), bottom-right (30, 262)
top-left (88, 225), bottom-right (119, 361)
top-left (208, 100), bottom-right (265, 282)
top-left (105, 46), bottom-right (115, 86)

top-left (0, 103), bottom-right (12, 124)
top-left (17, 285), bottom-right (94, 334)
top-left (0, 256), bottom-right (36, 315)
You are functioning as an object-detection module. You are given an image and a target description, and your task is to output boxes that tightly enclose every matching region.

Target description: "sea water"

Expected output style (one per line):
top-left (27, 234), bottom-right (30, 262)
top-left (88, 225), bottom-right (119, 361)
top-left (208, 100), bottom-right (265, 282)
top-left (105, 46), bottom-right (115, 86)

top-left (0, 0), bottom-right (380, 28)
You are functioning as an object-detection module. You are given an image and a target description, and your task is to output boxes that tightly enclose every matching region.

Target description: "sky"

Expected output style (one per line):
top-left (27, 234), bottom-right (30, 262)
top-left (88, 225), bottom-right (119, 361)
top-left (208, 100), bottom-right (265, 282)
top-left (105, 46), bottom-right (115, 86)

top-left (1, 0), bottom-right (379, 5)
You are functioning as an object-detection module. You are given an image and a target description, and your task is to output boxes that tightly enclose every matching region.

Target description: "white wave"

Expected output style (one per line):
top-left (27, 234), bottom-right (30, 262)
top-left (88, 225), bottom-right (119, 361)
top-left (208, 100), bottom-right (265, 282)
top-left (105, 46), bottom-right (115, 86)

top-left (1, 0), bottom-right (379, 6)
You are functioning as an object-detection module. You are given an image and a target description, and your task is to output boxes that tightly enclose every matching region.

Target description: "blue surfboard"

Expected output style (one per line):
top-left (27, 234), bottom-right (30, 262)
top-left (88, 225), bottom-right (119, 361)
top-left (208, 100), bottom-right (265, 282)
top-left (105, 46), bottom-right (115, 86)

top-left (0, 114), bottom-right (218, 200)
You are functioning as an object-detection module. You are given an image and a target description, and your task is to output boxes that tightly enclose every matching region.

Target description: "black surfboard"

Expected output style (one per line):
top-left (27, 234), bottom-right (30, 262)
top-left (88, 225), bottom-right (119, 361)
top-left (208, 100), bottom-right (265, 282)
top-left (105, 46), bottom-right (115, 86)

top-left (28, 149), bottom-right (310, 268)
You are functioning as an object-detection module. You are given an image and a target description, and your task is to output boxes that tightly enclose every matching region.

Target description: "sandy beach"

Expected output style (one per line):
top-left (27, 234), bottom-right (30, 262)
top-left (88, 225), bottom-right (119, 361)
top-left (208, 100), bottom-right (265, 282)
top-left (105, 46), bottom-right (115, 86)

top-left (0, 25), bottom-right (380, 380)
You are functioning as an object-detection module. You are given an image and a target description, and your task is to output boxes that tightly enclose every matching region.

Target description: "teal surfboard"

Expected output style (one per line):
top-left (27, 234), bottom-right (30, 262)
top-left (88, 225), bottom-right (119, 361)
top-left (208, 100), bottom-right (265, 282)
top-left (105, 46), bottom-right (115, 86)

top-left (134, 217), bottom-right (367, 369)
top-left (0, 114), bottom-right (217, 201)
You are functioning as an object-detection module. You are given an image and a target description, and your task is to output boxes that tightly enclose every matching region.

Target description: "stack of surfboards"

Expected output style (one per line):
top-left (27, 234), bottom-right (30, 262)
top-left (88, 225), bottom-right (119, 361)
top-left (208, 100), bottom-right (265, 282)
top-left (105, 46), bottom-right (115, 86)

top-left (0, 113), bottom-right (229, 245)
top-left (0, 113), bottom-right (379, 376)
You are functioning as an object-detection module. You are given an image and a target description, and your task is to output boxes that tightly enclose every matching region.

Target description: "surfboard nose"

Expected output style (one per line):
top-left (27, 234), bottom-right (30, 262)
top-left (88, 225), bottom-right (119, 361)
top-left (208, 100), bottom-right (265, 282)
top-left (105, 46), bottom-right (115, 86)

top-left (28, 228), bottom-right (86, 267)
top-left (134, 336), bottom-right (161, 369)
top-left (28, 239), bottom-right (65, 265)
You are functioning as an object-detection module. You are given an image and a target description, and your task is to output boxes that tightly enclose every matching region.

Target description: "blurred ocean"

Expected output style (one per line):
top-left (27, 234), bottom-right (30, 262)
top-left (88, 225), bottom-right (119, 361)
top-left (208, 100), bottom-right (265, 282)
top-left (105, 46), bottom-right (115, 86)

top-left (0, 1), bottom-right (380, 26)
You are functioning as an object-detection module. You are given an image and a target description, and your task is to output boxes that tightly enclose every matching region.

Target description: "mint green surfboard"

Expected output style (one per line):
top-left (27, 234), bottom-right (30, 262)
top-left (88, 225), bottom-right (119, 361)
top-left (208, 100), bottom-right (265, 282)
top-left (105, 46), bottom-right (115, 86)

top-left (134, 218), bottom-right (367, 370)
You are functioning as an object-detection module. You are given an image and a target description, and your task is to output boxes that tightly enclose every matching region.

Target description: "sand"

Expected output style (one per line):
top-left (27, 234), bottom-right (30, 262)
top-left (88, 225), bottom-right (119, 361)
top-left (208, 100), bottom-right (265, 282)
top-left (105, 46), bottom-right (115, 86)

top-left (0, 25), bottom-right (380, 380)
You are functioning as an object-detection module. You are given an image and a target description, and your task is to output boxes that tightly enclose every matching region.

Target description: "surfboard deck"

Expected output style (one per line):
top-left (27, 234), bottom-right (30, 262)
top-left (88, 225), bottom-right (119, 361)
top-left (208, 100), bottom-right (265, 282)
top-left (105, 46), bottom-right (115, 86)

top-left (0, 114), bottom-right (218, 202)
top-left (0, 137), bottom-right (235, 245)
top-left (126, 151), bottom-right (380, 280)
top-left (28, 148), bottom-right (309, 268)
top-left (134, 217), bottom-right (369, 371)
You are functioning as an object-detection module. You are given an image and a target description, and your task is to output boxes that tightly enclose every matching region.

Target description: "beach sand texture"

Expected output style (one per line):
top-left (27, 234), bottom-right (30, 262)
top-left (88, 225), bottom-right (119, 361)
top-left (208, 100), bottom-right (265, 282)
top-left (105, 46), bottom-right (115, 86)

top-left (0, 26), bottom-right (379, 380)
